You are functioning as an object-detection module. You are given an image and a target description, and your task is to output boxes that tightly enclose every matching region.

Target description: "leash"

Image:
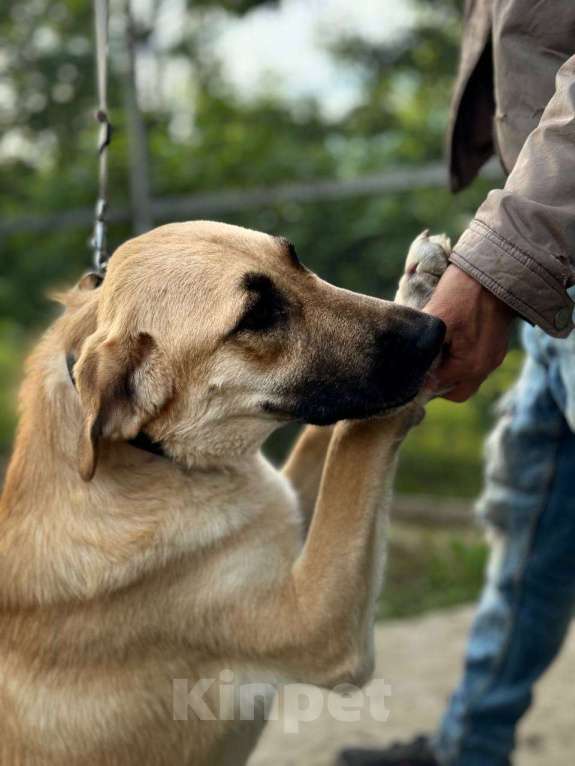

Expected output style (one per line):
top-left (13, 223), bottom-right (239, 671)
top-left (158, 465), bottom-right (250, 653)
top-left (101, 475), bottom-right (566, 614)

top-left (91, 0), bottom-right (113, 275)
top-left (67, 3), bottom-right (171, 467)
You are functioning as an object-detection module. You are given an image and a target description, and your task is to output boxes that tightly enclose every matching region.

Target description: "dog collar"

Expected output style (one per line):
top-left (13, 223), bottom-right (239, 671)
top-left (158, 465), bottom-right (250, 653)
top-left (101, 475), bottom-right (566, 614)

top-left (65, 353), bottom-right (168, 461)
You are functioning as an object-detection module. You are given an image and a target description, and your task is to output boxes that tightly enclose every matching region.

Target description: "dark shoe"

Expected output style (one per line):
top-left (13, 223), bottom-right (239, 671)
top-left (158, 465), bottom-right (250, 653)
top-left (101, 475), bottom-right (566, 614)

top-left (336, 735), bottom-right (439, 766)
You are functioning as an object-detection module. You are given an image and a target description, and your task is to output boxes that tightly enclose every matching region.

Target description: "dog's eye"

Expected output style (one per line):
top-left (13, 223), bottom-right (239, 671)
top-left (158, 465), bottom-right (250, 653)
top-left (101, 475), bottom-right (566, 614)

top-left (237, 293), bottom-right (281, 332)
top-left (234, 273), bottom-right (288, 334)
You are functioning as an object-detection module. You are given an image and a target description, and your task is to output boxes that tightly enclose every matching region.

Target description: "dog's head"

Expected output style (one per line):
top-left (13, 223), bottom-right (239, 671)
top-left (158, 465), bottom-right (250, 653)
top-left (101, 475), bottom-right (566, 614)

top-left (67, 221), bottom-right (444, 479)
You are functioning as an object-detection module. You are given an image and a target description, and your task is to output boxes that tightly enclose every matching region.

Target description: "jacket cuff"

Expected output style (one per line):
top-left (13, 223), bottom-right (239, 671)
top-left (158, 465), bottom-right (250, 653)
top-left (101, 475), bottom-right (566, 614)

top-left (450, 219), bottom-right (574, 338)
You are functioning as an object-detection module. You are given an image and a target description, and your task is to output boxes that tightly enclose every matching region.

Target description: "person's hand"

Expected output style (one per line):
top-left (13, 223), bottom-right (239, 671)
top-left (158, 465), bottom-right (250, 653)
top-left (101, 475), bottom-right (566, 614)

top-left (423, 264), bottom-right (514, 402)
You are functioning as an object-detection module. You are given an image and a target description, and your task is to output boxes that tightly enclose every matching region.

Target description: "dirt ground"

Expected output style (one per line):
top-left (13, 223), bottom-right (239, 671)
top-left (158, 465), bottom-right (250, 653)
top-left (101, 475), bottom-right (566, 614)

top-left (249, 606), bottom-right (575, 765)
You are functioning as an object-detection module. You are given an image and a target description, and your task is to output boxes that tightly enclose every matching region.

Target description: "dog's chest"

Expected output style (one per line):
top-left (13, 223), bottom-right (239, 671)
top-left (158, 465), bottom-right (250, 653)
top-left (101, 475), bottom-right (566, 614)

top-left (163, 457), bottom-right (301, 561)
top-left (0, 460), bottom-right (302, 764)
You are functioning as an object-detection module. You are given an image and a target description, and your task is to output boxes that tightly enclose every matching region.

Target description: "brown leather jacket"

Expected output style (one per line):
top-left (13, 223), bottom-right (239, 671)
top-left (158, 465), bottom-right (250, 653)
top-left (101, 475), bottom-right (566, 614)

top-left (448, 0), bottom-right (575, 336)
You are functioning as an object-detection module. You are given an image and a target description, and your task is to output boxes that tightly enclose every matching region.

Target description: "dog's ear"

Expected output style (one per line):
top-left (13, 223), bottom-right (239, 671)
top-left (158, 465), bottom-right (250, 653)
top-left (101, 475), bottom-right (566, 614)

top-left (73, 330), bottom-right (171, 481)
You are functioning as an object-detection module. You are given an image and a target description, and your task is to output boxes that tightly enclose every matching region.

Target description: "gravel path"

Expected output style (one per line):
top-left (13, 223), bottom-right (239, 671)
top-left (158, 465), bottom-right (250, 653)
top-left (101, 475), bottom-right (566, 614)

top-left (249, 606), bottom-right (575, 765)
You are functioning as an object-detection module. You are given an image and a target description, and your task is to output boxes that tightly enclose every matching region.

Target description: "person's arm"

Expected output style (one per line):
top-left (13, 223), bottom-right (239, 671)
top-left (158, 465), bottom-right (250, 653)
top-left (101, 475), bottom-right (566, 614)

top-left (426, 54), bottom-right (575, 401)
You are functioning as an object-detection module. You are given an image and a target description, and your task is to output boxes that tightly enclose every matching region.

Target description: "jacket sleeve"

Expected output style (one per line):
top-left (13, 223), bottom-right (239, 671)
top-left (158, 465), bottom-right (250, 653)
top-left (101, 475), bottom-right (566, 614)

top-left (450, 55), bottom-right (575, 337)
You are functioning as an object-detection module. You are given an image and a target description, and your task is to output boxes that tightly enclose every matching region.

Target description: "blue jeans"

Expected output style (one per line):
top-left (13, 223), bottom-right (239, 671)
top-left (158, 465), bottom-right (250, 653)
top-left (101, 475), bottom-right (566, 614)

top-left (433, 323), bottom-right (575, 766)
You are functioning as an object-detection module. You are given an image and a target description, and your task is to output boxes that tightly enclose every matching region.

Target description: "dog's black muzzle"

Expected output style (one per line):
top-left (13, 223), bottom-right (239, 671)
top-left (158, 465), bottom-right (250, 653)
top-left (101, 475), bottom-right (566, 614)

top-left (266, 307), bottom-right (446, 425)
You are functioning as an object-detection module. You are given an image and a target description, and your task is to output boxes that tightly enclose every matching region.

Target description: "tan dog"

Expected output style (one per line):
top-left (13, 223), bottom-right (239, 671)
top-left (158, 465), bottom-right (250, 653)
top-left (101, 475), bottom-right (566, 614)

top-left (0, 222), bottom-right (448, 766)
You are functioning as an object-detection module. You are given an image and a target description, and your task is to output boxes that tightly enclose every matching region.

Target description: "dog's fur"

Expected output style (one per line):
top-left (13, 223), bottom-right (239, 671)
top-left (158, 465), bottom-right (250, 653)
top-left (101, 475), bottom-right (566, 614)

top-left (0, 222), bottom-right (448, 765)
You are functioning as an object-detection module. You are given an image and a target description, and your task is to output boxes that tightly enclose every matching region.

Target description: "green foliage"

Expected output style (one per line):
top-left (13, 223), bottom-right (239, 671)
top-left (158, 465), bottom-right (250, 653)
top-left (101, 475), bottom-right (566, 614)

top-left (0, 322), bottom-right (26, 456)
top-left (379, 528), bottom-right (488, 619)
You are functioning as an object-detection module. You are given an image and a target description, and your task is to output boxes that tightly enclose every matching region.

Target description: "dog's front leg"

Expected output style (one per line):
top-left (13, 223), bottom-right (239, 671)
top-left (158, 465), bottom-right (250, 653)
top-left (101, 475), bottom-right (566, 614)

top-left (282, 425), bottom-right (333, 522)
top-left (221, 408), bottom-right (417, 690)
top-left (285, 411), bottom-right (417, 686)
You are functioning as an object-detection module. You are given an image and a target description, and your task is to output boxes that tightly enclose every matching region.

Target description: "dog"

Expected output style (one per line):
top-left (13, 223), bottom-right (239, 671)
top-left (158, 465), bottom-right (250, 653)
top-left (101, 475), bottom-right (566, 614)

top-left (0, 222), bottom-right (449, 765)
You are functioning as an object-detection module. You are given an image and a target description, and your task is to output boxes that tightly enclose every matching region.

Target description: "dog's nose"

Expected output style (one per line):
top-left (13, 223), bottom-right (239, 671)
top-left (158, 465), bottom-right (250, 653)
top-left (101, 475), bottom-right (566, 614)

top-left (413, 314), bottom-right (446, 359)
top-left (375, 307), bottom-right (446, 381)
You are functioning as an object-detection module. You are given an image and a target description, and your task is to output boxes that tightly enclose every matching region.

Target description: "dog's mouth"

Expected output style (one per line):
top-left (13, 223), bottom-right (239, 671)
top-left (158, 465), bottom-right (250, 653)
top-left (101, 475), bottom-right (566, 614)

top-left (262, 390), bottom-right (418, 426)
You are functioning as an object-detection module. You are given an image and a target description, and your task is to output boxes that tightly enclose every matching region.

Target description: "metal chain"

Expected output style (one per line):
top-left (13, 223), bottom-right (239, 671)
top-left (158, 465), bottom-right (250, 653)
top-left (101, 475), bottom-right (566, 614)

top-left (91, 0), bottom-right (112, 274)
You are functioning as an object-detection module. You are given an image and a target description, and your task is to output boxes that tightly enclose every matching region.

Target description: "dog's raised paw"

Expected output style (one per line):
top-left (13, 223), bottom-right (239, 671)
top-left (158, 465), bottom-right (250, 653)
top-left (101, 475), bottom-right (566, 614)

top-left (395, 230), bottom-right (451, 309)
